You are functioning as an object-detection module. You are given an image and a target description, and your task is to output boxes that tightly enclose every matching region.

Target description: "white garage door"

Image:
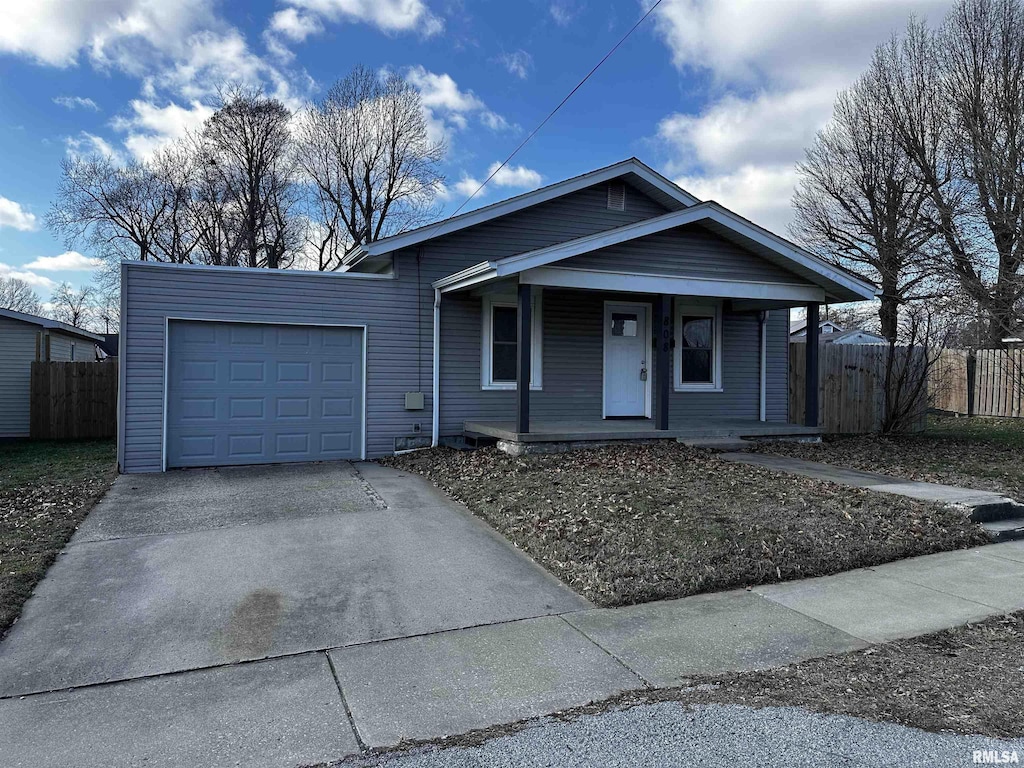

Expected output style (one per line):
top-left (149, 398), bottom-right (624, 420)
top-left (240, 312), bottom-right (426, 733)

top-left (165, 321), bottom-right (364, 468)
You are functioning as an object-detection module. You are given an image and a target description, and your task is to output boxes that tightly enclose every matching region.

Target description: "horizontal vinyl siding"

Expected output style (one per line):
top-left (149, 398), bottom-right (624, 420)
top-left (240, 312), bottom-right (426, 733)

top-left (48, 333), bottom-right (89, 362)
top-left (568, 224), bottom-right (802, 283)
top-left (423, 181), bottom-right (673, 436)
top-left (0, 317), bottom-right (38, 438)
top-left (120, 263), bottom-right (426, 472)
top-left (440, 291), bottom-right (790, 433)
top-left (667, 310), bottom-right (787, 422)
top-left (413, 182), bottom-right (671, 283)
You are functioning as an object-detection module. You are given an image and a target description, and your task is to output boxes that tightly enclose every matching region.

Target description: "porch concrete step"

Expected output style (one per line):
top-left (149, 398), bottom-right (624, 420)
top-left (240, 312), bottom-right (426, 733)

top-left (982, 516), bottom-right (1024, 542)
top-left (969, 499), bottom-right (1024, 523)
top-left (679, 437), bottom-right (754, 452)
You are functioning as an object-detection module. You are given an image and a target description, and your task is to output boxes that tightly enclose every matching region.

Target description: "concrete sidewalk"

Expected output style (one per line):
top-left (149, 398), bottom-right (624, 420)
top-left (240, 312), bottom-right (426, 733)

top-left (3, 538), bottom-right (1023, 766)
top-left (721, 451), bottom-right (1017, 509)
top-left (722, 451), bottom-right (1024, 540)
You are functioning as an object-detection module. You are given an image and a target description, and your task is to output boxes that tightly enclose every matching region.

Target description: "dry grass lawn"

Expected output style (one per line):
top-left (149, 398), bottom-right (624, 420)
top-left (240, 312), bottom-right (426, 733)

top-left (0, 440), bottom-right (116, 636)
top-left (383, 442), bottom-right (989, 607)
top-left (755, 414), bottom-right (1024, 501)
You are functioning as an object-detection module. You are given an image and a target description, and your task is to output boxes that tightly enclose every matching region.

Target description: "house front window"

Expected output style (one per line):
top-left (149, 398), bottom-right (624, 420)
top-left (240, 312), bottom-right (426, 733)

top-left (675, 302), bottom-right (722, 391)
top-left (482, 294), bottom-right (542, 390)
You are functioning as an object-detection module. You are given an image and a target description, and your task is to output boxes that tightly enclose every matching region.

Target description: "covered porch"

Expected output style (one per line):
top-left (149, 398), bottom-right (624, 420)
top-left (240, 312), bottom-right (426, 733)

top-left (430, 203), bottom-right (874, 451)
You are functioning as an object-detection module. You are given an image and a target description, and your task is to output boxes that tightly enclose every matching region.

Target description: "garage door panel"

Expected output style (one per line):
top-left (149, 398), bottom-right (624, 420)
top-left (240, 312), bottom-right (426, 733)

top-left (166, 321), bottom-right (363, 468)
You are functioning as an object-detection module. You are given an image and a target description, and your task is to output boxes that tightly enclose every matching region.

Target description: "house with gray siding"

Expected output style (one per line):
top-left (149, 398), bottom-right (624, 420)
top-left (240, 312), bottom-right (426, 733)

top-left (117, 158), bottom-right (875, 473)
top-left (0, 308), bottom-right (103, 439)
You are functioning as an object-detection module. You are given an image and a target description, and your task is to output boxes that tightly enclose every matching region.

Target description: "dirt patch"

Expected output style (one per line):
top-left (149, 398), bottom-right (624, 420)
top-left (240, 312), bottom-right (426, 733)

top-left (684, 610), bottom-right (1024, 738)
top-left (0, 440), bottom-right (116, 636)
top-left (753, 416), bottom-right (1024, 501)
top-left (382, 443), bottom-right (988, 607)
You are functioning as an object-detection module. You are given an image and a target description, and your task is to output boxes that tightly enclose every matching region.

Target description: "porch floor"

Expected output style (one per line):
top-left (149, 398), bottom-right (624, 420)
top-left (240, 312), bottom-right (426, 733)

top-left (463, 418), bottom-right (822, 444)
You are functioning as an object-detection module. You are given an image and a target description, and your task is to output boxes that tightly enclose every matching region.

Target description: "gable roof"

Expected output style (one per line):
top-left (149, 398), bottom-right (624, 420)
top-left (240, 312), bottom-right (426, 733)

top-left (790, 318), bottom-right (845, 335)
top-left (0, 307), bottom-right (104, 342)
top-left (342, 158), bottom-right (700, 267)
top-left (433, 201), bottom-right (877, 303)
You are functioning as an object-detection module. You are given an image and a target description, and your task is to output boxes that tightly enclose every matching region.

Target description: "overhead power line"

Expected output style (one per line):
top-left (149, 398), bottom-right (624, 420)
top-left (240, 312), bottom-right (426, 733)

top-left (438, 0), bottom-right (665, 224)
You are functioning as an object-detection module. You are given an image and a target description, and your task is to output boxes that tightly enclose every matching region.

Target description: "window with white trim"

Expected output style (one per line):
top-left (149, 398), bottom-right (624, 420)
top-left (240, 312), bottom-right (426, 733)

top-left (481, 293), bottom-right (543, 390)
top-left (675, 302), bottom-right (722, 391)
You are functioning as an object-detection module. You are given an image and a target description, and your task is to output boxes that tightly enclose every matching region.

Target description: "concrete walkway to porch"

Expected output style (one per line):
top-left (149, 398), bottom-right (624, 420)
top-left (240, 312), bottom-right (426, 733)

top-left (3, 457), bottom-right (1023, 768)
top-left (721, 451), bottom-right (1024, 540)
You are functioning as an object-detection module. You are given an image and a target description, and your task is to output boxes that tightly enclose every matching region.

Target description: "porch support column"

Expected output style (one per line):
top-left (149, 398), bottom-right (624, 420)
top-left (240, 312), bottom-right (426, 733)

top-left (654, 294), bottom-right (672, 430)
top-left (516, 282), bottom-right (532, 434)
top-left (805, 302), bottom-right (820, 427)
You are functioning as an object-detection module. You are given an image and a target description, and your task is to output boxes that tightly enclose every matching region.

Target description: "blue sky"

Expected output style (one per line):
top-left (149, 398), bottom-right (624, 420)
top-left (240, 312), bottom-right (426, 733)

top-left (0, 0), bottom-right (953, 297)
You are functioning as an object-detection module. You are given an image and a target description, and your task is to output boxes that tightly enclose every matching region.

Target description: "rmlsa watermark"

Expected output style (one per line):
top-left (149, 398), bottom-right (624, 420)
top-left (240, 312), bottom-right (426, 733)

top-left (973, 750), bottom-right (1020, 764)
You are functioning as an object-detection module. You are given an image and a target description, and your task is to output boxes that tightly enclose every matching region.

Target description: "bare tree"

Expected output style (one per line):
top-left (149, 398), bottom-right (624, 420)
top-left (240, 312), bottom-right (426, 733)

top-left (149, 143), bottom-right (202, 265)
top-left (0, 277), bottom-right (42, 314)
top-left (49, 282), bottom-right (95, 328)
top-left (297, 65), bottom-right (445, 263)
top-left (791, 70), bottom-right (937, 343)
top-left (199, 86), bottom-right (299, 269)
top-left (874, 0), bottom-right (1024, 346)
top-left (47, 154), bottom-right (180, 267)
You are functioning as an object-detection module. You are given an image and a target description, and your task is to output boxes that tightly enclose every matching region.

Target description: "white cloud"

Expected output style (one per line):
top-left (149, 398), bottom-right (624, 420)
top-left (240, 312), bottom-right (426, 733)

top-left (0, 263), bottom-right (57, 291)
top-left (550, 1), bottom-right (581, 26)
top-left (648, 0), bottom-right (949, 86)
top-left (450, 162), bottom-right (544, 202)
top-left (113, 99), bottom-right (214, 160)
top-left (264, 8), bottom-right (324, 62)
top-left (23, 251), bottom-right (103, 271)
top-left (499, 50), bottom-right (532, 79)
top-left (53, 95), bottom-right (100, 111)
top-left (656, 84), bottom-right (841, 175)
top-left (269, 8), bottom-right (324, 42)
top-left (0, 0), bottom-right (217, 69)
top-left (64, 132), bottom-right (124, 163)
top-left (406, 66), bottom-right (511, 143)
top-left (453, 177), bottom-right (481, 199)
top-left (489, 163), bottom-right (543, 189)
top-left (283, 0), bottom-right (443, 36)
top-left (675, 164), bottom-right (799, 237)
top-left (1, 1), bottom-right (310, 120)
top-left (0, 197), bottom-right (39, 231)
top-left (647, 0), bottom-right (951, 230)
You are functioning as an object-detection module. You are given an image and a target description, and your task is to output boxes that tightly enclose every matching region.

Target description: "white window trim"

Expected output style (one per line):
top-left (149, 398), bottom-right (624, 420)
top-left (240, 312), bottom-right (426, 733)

top-left (674, 301), bottom-right (723, 392)
top-left (481, 292), bottom-right (543, 391)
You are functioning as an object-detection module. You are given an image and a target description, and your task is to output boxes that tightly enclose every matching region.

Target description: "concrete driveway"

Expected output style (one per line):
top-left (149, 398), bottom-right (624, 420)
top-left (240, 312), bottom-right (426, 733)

top-left (0, 461), bottom-right (586, 697)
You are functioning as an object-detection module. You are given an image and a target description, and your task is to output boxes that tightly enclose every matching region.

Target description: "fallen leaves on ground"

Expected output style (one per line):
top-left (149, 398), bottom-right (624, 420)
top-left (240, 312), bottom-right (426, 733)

top-left (0, 441), bottom-right (116, 636)
top-left (383, 443), bottom-right (988, 607)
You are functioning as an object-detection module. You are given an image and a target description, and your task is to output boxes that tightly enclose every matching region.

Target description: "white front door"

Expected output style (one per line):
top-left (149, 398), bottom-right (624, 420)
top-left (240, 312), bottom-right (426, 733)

top-left (603, 302), bottom-right (651, 417)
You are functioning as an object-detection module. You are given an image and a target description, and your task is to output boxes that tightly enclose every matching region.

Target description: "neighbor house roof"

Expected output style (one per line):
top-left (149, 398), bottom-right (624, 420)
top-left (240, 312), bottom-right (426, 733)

top-left (0, 307), bottom-right (103, 342)
top-left (432, 201), bottom-right (878, 304)
top-left (790, 318), bottom-right (845, 335)
top-left (342, 158), bottom-right (700, 268)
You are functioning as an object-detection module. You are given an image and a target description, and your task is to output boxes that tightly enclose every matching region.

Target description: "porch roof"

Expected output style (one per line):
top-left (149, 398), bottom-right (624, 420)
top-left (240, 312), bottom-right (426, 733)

top-left (432, 202), bottom-right (877, 305)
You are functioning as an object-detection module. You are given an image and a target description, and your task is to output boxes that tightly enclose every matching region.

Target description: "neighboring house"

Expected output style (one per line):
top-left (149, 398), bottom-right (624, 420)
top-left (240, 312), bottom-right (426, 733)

top-left (790, 317), bottom-right (845, 338)
top-left (0, 308), bottom-right (104, 438)
top-left (97, 333), bottom-right (119, 360)
top-left (117, 158), bottom-right (876, 473)
top-left (791, 326), bottom-right (888, 345)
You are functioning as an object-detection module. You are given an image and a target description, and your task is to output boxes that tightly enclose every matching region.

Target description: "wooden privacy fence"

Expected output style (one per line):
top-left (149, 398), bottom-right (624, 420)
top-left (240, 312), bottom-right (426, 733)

top-left (929, 348), bottom-right (971, 414)
top-left (30, 361), bottom-right (118, 439)
top-left (973, 348), bottom-right (1024, 417)
top-left (790, 343), bottom-right (928, 433)
top-left (932, 348), bottom-right (1024, 417)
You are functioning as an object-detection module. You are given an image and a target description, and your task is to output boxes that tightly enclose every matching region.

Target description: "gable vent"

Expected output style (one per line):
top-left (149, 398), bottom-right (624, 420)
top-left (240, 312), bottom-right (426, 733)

top-left (607, 183), bottom-right (626, 211)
